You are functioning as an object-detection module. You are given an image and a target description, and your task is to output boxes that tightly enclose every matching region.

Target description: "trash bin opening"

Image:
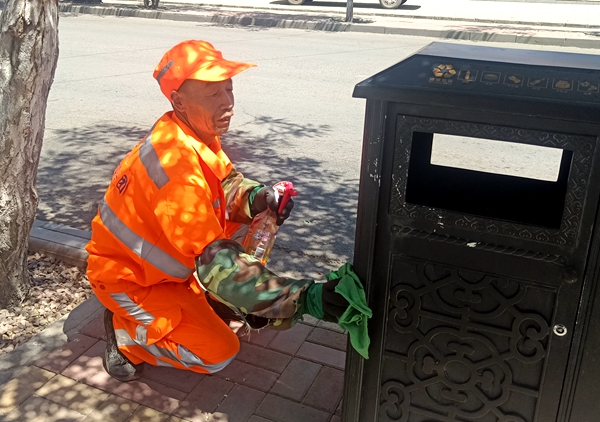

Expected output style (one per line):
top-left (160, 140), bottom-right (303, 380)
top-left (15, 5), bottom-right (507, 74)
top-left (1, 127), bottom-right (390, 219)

top-left (405, 131), bottom-right (573, 229)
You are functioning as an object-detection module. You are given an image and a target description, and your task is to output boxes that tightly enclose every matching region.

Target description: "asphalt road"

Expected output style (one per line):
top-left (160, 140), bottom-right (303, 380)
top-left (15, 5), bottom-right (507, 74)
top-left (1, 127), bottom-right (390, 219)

top-left (104, 0), bottom-right (600, 27)
top-left (38, 13), bottom-right (600, 276)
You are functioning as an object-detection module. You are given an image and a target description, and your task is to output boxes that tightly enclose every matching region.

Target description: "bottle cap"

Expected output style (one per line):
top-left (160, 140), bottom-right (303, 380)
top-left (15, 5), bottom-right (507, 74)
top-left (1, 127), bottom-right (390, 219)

top-left (273, 181), bottom-right (298, 214)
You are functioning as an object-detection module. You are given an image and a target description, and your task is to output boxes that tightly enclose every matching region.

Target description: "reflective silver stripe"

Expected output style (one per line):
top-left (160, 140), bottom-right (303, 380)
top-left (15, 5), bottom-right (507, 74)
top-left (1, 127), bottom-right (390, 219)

top-left (212, 198), bottom-right (221, 209)
top-left (139, 133), bottom-right (170, 189)
top-left (178, 345), bottom-right (236, 373)
top-left (116, 326), bottom-right (236, 373)
top-left (155, 60), bottom-right (174, 84)
top-left (99, 199), bottom-right (193, 280)
top-left (109, 293), bottom-right (155, 326)
top-left (115, 329), bottom-right (137, 347)
top-left (114, 328), bottom-right (177, 368)
top-left (136, 324), bottom-right (148, 345)
top-left (156, 359), bottom-right (176, 368)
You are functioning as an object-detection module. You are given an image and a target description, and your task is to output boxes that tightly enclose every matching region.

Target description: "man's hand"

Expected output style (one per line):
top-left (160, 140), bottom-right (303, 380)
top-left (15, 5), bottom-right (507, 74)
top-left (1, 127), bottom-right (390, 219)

top-left (321, 278), bottom-right (349, 323)
top-left (251, 186), bottom-right (294, 226)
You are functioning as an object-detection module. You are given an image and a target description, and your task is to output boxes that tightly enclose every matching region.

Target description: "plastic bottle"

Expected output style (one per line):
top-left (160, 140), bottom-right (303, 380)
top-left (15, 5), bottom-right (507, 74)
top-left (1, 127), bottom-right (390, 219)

top-left (243, 181), bottom-right (298, 265)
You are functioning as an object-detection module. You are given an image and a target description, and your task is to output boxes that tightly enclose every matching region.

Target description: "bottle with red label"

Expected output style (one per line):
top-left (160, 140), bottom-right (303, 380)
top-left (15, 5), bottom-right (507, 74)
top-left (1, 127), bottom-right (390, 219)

top-left (243, 181), bottom-right (297, 265)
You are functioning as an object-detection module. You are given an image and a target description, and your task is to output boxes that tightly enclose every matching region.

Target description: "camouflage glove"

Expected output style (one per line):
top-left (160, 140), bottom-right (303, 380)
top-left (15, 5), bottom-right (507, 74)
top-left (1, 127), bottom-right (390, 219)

top-left (195, 239), bottom-right (314, 328)
top-left (249, 186), bottom-right (294, 226)
top-left (321, 278), bottom-right (350, 323)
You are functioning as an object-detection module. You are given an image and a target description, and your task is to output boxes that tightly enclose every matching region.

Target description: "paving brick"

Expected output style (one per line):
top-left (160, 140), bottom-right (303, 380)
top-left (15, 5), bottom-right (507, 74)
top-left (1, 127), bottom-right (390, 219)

top-left (64, 299), bottom-right (104, 338)
top-left (267, 324), bottom-right (313, 356)
top-left (141, 365), bottom-right (205, 393)
top-left (0, 366), bottom-right (55, 415)
top-left (255, 394), bottom-right (330, 422)
top-left (335, 399), bottom-right (343, 416)
top-left (295, 342), bottom-right (346, 370)
top-left (209, 384), bottom-right (265, 422)
top-left (82, 394), bottom-right (139, 422)
top-left (215, 360), bottom-right (279, 392)
top-left (112, 378), bottom-right (187, 415)
top-left (127, 405), bottom-right (170, 422)
top-left (104, 359), bottom-right (147, 390)
top-left (86, 365), bottom-right (126, 393)
top-left (270, 358), bottom-right (321, 401)
top-left (1, 395), bottom-right (85, 422)
top-left (78, 314), bottom-right (107, 340)
top-left (61, 340), bottom-right (122, 393)
top-left (62, 353), bottom-right (103, 383)
top-left (317, 320), bottom-right (345, 334)
top-left (34, 334), bottom-right (98, 373)
top-left (35, 374), bottom-right (110, 416)
top-left (173, 376), bottom-right (233, 422)
top-left (238, 342), bottom-right (291, 373)
top-left (239, 328), bottom-right (278, 347)
top-left (248, 416), bottom-right (275, 422)
top-left (330, 415), bottom-right (342, 422)
top-left (303, 367), bottom-right (344, 412)
top-left (306, 328), bottom-right (348, 352)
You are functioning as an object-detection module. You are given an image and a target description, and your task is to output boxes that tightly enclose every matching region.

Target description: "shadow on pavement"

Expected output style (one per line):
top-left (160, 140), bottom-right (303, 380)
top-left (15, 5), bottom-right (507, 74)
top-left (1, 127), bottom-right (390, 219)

top-left (222, 116), bottom-right (358, 265)
top-left (36, 123), bottom-right (147, 230)
top-left (36, 116), bottom-right (358, 265)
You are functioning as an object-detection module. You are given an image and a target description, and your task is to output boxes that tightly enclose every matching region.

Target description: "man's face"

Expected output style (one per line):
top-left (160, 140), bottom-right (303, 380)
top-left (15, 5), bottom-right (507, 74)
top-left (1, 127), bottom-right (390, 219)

top-left (172, 79), bottom-right (235, 142)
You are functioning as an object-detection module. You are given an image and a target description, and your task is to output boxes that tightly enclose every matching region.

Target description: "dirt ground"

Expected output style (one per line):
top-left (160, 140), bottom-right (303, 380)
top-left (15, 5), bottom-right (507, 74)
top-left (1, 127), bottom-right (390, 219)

top-left (0, 253), bottom-right (92, 357)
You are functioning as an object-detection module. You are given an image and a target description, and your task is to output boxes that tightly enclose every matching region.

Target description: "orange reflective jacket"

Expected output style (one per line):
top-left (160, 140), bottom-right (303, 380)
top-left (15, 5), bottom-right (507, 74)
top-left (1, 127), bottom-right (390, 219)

top-left (86, 111), bottom-right (258, 292)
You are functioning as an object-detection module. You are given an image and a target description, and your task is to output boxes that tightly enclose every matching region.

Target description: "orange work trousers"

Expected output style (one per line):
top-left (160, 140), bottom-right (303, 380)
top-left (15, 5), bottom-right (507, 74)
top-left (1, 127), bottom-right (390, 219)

top-left (95, 278), bottom-right (240, 374)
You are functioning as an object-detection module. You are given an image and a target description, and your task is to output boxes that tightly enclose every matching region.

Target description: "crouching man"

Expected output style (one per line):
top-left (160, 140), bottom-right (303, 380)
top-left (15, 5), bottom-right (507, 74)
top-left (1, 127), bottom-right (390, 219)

top-left (85, 39), bottom-right (358, 382)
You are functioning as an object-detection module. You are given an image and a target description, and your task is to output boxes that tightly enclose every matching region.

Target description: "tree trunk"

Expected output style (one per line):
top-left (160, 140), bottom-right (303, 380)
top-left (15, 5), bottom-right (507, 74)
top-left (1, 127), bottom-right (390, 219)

top-left (0, 0), bottom-right (59, 308)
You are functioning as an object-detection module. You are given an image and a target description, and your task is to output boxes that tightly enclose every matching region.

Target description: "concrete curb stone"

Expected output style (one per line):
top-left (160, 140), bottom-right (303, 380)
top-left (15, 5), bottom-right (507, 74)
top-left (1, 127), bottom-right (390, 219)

top-left (99, 0), bottom-right (600, 29)
top-left (29, 220), bottom-right (90, 269)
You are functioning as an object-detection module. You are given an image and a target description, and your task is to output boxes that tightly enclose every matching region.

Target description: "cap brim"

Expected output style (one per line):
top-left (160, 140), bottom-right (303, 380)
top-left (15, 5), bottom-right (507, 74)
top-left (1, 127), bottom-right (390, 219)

top-left (186, 59), bottom-right (256, 82)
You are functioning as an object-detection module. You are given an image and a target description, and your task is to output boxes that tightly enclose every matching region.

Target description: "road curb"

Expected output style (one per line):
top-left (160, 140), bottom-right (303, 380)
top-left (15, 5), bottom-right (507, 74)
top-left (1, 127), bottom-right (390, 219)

top-left (29, 220), bottom-right (90, 269)
top-left (58, 3), bottom-right (600, 49)
top-left (91, 0), bottom-right (600, 29)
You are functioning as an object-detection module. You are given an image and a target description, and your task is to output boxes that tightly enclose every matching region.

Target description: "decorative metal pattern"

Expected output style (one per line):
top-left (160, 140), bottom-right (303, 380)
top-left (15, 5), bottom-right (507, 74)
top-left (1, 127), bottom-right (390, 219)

top-left (389, 116), bottom-right (595, 246)
top-left (380, 256), bottom-right (554, 422)
top-left (390, 225), bottom-right (567, 264)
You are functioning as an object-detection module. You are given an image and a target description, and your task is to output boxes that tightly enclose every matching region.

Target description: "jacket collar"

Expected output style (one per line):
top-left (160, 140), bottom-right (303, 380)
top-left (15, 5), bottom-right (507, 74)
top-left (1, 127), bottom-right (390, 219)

top-left (169, 112), bottom-right (232, 180)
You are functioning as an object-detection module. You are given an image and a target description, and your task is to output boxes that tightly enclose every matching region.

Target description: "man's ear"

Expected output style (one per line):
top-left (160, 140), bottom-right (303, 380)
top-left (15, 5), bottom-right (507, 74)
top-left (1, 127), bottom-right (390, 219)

top-left (170, 89), bottom-right (185, 114)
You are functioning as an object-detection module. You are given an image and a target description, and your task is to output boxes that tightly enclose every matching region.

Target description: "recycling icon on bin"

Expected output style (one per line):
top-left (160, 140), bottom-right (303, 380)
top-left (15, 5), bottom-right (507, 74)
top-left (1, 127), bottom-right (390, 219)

top-left (432, 64), bottom-right (457, 78)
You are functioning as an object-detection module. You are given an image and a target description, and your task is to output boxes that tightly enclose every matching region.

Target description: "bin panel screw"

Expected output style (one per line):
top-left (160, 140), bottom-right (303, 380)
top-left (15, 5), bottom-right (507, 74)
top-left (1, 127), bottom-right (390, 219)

top-left (561, 268), bottom-right (578, 284)
top-left (553, 324), bottom-right (568, 337)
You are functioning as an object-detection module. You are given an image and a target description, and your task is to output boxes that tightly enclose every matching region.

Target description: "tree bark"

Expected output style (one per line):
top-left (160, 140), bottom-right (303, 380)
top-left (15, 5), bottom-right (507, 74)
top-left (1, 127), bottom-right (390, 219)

top-left (0, 0), bottom-right (59, 308)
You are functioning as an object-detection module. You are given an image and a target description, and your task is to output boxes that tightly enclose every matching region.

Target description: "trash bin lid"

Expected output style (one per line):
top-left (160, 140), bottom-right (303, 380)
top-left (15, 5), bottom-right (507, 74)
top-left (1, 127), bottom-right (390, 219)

top-left (353, 42), bottom-right (600, 122)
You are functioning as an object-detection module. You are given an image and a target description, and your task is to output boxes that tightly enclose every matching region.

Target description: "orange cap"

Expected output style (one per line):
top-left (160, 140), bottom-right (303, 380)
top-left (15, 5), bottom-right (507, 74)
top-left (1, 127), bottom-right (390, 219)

top-left (153, 40), bottom-right (256, 100)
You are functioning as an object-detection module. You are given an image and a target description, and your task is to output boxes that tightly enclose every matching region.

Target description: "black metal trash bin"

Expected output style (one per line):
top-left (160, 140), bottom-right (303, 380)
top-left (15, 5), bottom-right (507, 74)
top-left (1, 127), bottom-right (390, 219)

top-left (344, 42), bottom-right (600, 422)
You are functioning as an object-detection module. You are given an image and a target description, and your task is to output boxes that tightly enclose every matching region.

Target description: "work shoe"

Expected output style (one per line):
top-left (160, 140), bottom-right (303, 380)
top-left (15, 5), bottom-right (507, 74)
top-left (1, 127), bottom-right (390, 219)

top-left (102, 308), bottom-right (145, 382)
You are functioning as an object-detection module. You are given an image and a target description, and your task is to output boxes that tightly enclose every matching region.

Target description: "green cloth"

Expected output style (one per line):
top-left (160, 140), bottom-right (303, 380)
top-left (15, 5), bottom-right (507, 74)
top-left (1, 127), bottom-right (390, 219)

top-left (327, 263), bottom-right (372, 359)
top-left (303, 263), bottom-right (372, 359)
top-left (304, 282), bottom-right (325, 320)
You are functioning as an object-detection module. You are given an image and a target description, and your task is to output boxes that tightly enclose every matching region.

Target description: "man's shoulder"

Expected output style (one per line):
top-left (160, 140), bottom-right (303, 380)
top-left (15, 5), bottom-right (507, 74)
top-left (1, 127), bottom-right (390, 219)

top-left (148, 113), bottom-right (204, 176)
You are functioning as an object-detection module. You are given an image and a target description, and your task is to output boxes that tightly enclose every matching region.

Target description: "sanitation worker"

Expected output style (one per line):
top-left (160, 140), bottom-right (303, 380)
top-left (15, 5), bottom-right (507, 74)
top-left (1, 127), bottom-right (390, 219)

top-left (86, 40), bottom-right (368, 383)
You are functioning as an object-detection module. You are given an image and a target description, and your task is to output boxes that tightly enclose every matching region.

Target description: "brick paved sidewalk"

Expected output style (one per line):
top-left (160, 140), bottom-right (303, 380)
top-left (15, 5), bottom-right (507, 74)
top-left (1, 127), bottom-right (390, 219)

top-left (0, 303), bottom-right (347, 422)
